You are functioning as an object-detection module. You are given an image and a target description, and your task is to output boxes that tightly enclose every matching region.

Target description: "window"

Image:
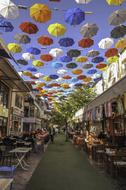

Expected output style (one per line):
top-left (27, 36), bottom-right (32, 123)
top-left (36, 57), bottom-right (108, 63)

top-left (15, 94), bottom-right (23, 108)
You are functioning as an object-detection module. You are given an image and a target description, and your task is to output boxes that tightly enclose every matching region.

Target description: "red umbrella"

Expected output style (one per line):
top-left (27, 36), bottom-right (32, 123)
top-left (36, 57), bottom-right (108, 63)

top-left (50, 83), bottom-right (61, 87)
top-left (37, 36), bottom-right (53, 46)
top-left (96, 63), bottom-right (107, 69)
top-left (19, 22), bottom-right (39, 34)
top-left (78, 38), bottom-right (94, 48)
top-left (105, 48), bottom-right (118, 58)
top-left (40, 54), bottom-right (53, 62)
top-left (63, 75), bottom-right (72, 79)
top-left (77, 75), bottom-right (86, 80)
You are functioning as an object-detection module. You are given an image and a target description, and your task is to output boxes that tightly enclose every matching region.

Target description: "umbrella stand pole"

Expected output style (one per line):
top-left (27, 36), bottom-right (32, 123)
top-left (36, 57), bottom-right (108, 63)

top-left (85, 12), bottom-right (93, 14)
top-left (18, 5), bottom-right (28, 10)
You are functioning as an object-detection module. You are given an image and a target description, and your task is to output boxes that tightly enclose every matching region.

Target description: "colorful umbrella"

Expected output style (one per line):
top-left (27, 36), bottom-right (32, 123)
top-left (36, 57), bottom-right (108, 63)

top-left (22, 71), bottom-right (33, 77)
top-left (106, 0), bottom-right (124, 5)
top-left (86, 49), bottom-right (100, 57)
top-left (78, 38), bottom-right (94, 48)
top-left (77, 75), bottom-right (86, 80)
top-left (14, 34), bottom-right (31, 44)
top-left (49, 48), bottom-right (64, 58)
top-left (66, 62), bottom-right (78, 69)
top-left (105, 48), bottom-right (118, 58)
top-left (36, 82), bottom-right (46, 88)
top-left (57, 69), bottom-right (67, 75)
top-left (107, 56), bottom-right (119, 63)
top-left (63, 75), bottom-right (72, 80)
top-left (67, 49), bottom-right (81, 58)
top-left (83, 77), bottom-right (92, 82)
top-left (22, 53), bottom-right (35, 61)
top-left (0, 21), bottom-right (14, 32)
top-left (72, 69), bottom-right (83, 75)
top-left (27, 47), bottom-right (41, 55)
top-left (58, 37), bottom-right (75, 47)
top-left (52, 62), bottom-right (63, 69)
top-left (17, 59), bottom-right (28, 65)
top-left (98, 38), bottom-right (114, 49)
top-left (34, 73), bottom-right (44, 78)
top-left (83, 63), bottom-right (93, 69)
top-left (87, 69), bottom-right (97, 74)
top-left (30, 3), bottom-right (51, 23)
top-left (27, 67), bottom-right (37, 72)
top-left (74, 83), bottom-right (83, 87)
top-left (7, 43), bottom-right (22, 53)
top-left (111, 25), bottom-right (126, 39)
top-left (49, 74), bottom-right (59, 79)
top-left (75, 56), bottom-right (88, 63)
top-left (32, 60), bottom-right (44, 67)
top-left (19, 22), bottom-right (39, 34)
top-left (40, 54), bottom-right (53, 62)
top-left (75, 0), bottom-right (92, 4)
top-left (65, 8), bottom-right (85, 25)
top-left (80, 23), bottom-right (99, 38)
top-left (92, 56), bottom-right (104, 63)
top-left (96, 63), bottom-right (107, 70)
top-left (109, 10), bottom-right (126, 26)
top-left (60, 56), bottom-right (72, 62)
top-left (0, 0), bottom-right (19, 19)
top-left (37, 36), bottom-right (53, 46)
top-left (43, 76), bottom-right (52, 82)
top-left (50, 83), bottom-right (61, 87)
top-left (71, 77), bottom-right (78, 82)
top-left (115, 38), bottom-right (126, 49)
top-left (48, 23), bottom-right (66, 37)
top-left (61, 83), bottom-right (70, 89)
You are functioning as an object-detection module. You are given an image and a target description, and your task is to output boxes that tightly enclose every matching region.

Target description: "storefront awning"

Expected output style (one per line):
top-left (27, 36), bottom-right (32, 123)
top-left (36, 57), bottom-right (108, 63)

top-left (86, 75), bottom-right (126, 111)
top-left (0, 57), bottom-right (30, 92)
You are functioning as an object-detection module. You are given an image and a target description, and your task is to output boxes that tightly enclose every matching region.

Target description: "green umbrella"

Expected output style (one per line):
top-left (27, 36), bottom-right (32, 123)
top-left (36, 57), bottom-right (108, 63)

top-left (14, 34), bottom-right (31, 44)
top-left (111, 25), bottom-right (126, 39)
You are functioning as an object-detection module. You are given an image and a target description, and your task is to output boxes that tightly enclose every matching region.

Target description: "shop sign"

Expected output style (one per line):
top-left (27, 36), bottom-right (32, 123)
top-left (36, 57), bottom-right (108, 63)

top-left (0, 105), bottom-right (8, 117)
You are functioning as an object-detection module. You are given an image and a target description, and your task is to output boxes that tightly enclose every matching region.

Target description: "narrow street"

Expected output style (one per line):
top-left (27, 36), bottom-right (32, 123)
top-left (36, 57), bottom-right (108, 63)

top-left (26, 134), bottom-right (116, 190)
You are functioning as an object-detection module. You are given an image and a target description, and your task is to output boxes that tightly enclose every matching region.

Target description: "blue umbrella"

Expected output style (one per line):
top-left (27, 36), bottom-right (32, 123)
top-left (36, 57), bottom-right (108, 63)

top-left (45, 85), bottom-right (52, 89)
top-left (58, 37), bottom-right (75, 47)
top-left (27, 67), bottom-right (37, 72)
top-left (94, 77), bottom-right (102, 83)
top-left (52, 62), bottom-right (63, 69)
top-left (87, 69), bottom-right (97, 74)
top-left (49, 74), bottom-right (59, 79)
top-left (27, 47), bottom-right (41, 55)
top-left (71, 77), bottom-right (78, 83)
top-left (65, 8), bottom-right (85, 25)
top-left (60, 56), bottom-right (72, 62)
top-left (92, 56), bottom-right (104, 63)
top-left (0, 20), bottom-right (14, 32)
top-left (74, 83), bottom-right (83, 87)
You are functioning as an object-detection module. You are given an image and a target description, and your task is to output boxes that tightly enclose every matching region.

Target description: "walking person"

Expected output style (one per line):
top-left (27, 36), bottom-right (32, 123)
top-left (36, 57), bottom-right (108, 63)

top-left (49, 126), bottom-right (55, 143)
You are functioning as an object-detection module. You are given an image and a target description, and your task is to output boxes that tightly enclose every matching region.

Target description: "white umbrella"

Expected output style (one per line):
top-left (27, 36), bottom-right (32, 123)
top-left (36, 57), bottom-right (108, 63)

top-left (34, 73), bottom-right (44, 78)
top-left (75, 0), bottom-right (92, 4)
top-left (56, 77), bottom-right (63, 82)
top-left (22, 53), bottom-right (34, 61)
top-left (49, 48), bottom-right (64, 58)
top-left (80, 23), bottom-right (99, 38)
top-left (57, 69), bottom-right (67, 75)
top-left (0, 0), bottom-right (19, 19)
top-left (98, 38), bottom-right (114, 49)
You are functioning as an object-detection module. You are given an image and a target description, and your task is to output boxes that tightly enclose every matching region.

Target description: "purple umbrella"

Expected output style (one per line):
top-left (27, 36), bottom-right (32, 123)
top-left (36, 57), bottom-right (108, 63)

top-left (87, 69), bottom-right (97, 74)
top-left (0, 20), bottom-right (14, 32)
top-left (27, 67), bottom-right (37, 72)
top-left (58, 37), bottom-right (75, 47)
top-left (60, 56), bottom-right (72, 62)
top-left (92, 56), bottom-right (104, 63)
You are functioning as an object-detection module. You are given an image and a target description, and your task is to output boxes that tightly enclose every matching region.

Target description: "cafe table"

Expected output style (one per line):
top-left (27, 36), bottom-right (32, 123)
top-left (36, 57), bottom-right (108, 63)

top-left (9, 147), bottom-right (32, 171)
top-left (0, 178), bottom-right (13, 190)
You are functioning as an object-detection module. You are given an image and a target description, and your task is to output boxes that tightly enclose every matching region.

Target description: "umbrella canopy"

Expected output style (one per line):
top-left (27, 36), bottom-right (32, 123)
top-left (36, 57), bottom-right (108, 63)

top-left (27, 47), bottom-right (41, 55)
top-left (75, 56), bottom-right (88, 62)
top-left (17, 59), bottom-right (28, 65)
top-left (7, 43), bottom-right (22, 53)
top-left (115, 38), bottom-right (126, 49)
top-left (71, 77), bottom-right (78, 82)
top-left (83, 63), bottom-right (93, 69)
top-left (107, 56), bottom-right (119, 63)
top-left (57, 69), bottom-right (67, 75)
top-left (58, 37), bottom-right (75, 47)
top-left (75, 0), bottom-right (92, 4)
top-left (30, 3), bottom-right (51, 23)
top-left (36, 82), bottom-right (46, 88)
top-left (27, 67), bottom-right (37, 72)
top-left (78, 38), bottom-right (94, 48)
top-left (96, 63), bottom-right (107, 70)
top-left (40, 54), bottom-right (53, 62)
top-left (106, 0), bottom-right (125, 5)
top-left (80, 23), bottom-right (99, 38)
top-left (60, 55), bottom-right (72, 62)
top-left (50, 83), bottom-right (61, 87)
top-left (32, 60), bottom-right (44, 67)
top-left (0, 20), bottom-right (14, 32)
top-left (92, 56), bottom-right (104, 63)
top-left (52, 62), bottom-right (63, 69)
top-left (22, 52), bottom-right (35, 61)
top-left (22, 71), bottom-right (33, 77)
top-left (98, 38), bottom-right (114, 49)
top-left (109, 9), bottom-right (126, 26)
top-left (19, 22), bottom-right (39, 34)
top-left (49, 74), bottom-right (59, 80)
top-left (87, 69), bottom-right (97, 74)
top-left (83, 77), bottom-right (92, 82)
top-left (65, 8), bottom-right (85, 25)
top-left (105, 48), bottom-right (118, 58)
top-left (0, 0), bottom-right (19, 19)
top-left (67, 49), bottom-right (81, 58)
top-left (43, 76), bottom-right (52, 82)
top-left (72, 69), bottom-right (83, 75)
top-left (14, 34), bottom-right (31, 44)
top-left (63, 75), bottom-right (72, 79)
top-left (86, 49), bottom-right (100, 57)
top-left (48, 23), bottom-right (66, 37)
top-left (34, 73), bottom-right (44, 78)
top-left (66, 62), bottom-right (78, 69)
top-left (111, 25), bottom-right (126, 39)
top-left (49, 48), bottom-right (64, 58)
top-left (61, 83), bottom-right (70, 89)
top-left (77, 75), bottom-right (86, 80)
top-left (37, 36), bottom-right (53, 46)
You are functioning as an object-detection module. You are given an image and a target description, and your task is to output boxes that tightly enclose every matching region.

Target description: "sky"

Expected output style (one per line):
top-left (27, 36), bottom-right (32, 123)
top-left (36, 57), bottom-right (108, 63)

top-left (0, 0), bottom-right (126, 100)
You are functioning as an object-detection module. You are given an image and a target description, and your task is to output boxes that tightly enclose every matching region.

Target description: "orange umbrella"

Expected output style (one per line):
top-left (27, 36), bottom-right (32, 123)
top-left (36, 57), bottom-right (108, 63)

top-left (37, 36), bottom-right (53, 46)
top-left (105, 48), bottom-right (118, 58)
top-left (19, 22), bottom-right (39, 34)
top-left (77, 75), bottom-right (86, 80)
top-left (72, 69), bottom-right (83, 75)
top-left (50, 83), bottom-right (61, 87)
top-left (40, 54), bottom-right (53, 62)
top-left (83, 77), bottom-right (92, 82)
top-left (63, 75), bottom-right (72, 79)
top-left (96, 63), bottom-right (107, 69)
top-left (78, 38), bottom-right (94, 48)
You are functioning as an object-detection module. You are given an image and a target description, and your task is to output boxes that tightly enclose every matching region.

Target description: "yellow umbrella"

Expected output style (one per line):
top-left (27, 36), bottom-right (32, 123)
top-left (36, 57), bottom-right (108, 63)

top-left (75, 56), bottom-right (88, 63)
top-left (106, 0), bottom-right (124, 5)
top-left (43, 76), bottom-right (52, 82)
top-left (41, 89), bottom-right (47, 94)
top-left (107, 56), bottom-right (119, 64)
top-left (83, 77), bottom-right (92, 83)
top-left (115, 38), bottom-right (126, 49)
top-left (72, 69), bottom-right (83, 75)
top-left (47, 23), bottom-right (66, 37)
top-left (32, 60), bottom-right (44, 67)
top-left (7, 43), bottom-right (22, 53)
top-left (30, 3), bottom-right (51, 23)
top-left (36, 82), bottom-right (46, 88)
top-left (61, 83), bottom-right (70, 89)
top-left (22, 71), bottom-right (33, 77)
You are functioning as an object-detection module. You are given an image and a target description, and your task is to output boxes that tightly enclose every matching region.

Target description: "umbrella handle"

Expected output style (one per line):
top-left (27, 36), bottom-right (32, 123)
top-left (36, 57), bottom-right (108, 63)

top-left (18, 5), bottom-right (28, 10)
top-left (85, 12), bottom-right (93, 14)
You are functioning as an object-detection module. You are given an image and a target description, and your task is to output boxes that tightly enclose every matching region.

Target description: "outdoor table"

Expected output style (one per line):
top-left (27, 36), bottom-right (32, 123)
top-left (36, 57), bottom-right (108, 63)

top-left (0, 178), bottom-right (13, 190)
top-left (9, 147), bottom-right (32, 171)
